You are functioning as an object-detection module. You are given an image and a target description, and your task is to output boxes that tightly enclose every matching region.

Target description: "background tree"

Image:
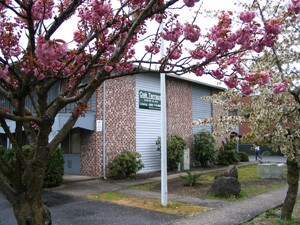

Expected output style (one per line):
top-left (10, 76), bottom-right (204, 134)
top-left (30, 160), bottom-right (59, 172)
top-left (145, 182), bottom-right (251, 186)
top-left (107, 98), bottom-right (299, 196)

top-left (198, 0), bottom-right (299, 220)
top-left (0, 0), bottom-right (295, 224)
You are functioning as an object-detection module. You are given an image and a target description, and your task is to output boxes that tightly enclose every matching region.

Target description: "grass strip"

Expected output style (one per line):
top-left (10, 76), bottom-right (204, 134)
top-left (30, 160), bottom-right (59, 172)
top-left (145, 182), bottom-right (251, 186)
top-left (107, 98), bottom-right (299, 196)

top-left (87, 191), bottom-right (212, 216)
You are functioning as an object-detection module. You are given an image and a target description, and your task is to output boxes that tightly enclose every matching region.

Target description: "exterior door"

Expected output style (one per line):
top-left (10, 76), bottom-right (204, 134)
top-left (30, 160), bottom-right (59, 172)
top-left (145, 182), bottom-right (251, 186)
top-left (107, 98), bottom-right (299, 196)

top-left (62, 129), bottom-right (81, 174)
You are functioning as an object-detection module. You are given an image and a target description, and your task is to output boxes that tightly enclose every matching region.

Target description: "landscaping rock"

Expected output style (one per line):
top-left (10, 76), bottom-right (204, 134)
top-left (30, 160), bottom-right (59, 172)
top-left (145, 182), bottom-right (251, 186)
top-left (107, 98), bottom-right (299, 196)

top-left (209, 176), bottom-right (241, 197)
top-left (215, 165), bottom-right (238, 180)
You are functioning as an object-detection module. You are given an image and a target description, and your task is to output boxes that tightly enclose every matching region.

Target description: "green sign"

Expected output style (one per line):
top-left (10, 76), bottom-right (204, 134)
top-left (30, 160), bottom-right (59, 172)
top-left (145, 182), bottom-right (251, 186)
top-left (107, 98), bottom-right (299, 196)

top-left (139, 90), bottom-right (161, 110)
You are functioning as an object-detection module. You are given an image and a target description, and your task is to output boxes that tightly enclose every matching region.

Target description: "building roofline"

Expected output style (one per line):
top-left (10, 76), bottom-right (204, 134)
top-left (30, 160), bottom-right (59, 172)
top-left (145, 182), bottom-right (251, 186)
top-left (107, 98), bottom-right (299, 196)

top-left (165, 73), bottom-right (226, 90)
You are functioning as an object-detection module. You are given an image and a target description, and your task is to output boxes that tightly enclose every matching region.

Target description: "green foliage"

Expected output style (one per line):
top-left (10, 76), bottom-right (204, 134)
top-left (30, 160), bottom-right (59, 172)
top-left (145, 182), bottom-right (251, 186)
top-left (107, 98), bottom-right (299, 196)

top-left (180, 171), bottom-right (202, 187)
top-left (43, 148), bottom-right (64, 188)
top-left (108, 150), bottom-right (144, 179)
top-left (216, 139), bottom-right (239, 166)
top-left (261, 151), bottom-right (271, 156)
top-left (238, 152), bottom-right (249, 162)
top-left (156, 134), bottom-right (187, 171)
top-left (193, 131), bottom-right (216, 166)
top-left (0, 145), bottom-right (64, 188)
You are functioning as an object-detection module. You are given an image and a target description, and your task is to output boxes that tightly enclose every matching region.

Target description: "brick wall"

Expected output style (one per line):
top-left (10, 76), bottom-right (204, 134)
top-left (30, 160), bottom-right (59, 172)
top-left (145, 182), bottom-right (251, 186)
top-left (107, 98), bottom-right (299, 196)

top-left (80, 87), bottom-right (103, 176)
top-left (166, 77), bottom-right (193, 149)
top-left (80, 77), bottom-right (136, 177)
top-left (104, 76), bottom-right (136, 176)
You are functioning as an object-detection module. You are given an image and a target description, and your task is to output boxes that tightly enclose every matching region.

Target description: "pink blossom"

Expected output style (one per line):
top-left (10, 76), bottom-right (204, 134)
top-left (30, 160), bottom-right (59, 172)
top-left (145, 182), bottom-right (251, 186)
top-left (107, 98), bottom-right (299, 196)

top-left (190, 47), bottom-right (206, 60)
top-left (183, 24), bottom-right (200, 43)
top-left (240, 81), bottom-right (253, 95)
top-left (288, 0), bottom-right (300, 14)
top-left (145, 44), bottom-right (160, 54)
top-left (212, 69), bottom-right (224, 79)
top-left (245, 71), bottom-right (271, 84)
top-left (155, 14), bottom-right (164, 23)
top-left (183, 0), bottom-right (199, 7)
top-left (224, 76), bottom-right (238, 88)
top-left (239, 11), bottom-right (256, 23)
top-left (273, 82), bottom-right (288, 94)
top-left (0, 65), bottom-right (8, 79)
top-left (104, 65), bottom-right (113, 72)
top-left (264, 18), bottom-right (282, 35)
top-left (161, 22), bottom-right (182, 42)
top-left (245, 73), bottom-right (256, 83)
top-left (259, 71), bottom-right (271, 84)
top-left (192, 66), bottom-right (204, 76)
top-left (30, 0), bottom-right (54, 20)
top-left (36, 35), bottom-right (68, 66)
top-left (168, 47), bottom-right (182, 60)
top-left (130, 0), bottom-right (143, 6)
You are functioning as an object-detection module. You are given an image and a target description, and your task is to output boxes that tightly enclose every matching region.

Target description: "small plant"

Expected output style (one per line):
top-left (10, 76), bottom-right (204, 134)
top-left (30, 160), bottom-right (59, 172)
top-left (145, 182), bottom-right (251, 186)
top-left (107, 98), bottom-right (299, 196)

top-left (238, 152), bottom-right (249, 162)
top-left (156, 134), bottom-right (187, 171)
top-left (108, 150), bottom-right (144, 179)
top-left (193, 131), bottom-right (216, 166)
top-left (216, 138), bottom-right (239, 166)
top-left (180, 171), bottom-right (202, 187)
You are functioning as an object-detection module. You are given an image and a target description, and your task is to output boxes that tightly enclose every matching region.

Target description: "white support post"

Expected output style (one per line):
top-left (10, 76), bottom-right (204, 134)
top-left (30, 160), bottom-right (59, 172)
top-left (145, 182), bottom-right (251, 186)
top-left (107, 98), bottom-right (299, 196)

top-left (160, 22), bottom-right (167, 207)
top-left (160, 72), bottom-right (167, 207)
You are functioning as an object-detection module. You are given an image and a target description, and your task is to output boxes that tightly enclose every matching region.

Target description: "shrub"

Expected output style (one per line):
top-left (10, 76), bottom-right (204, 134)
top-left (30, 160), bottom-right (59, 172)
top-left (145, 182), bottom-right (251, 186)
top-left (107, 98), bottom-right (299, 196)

top-left (238, 152), bottom-right (249, 162)
top-left (156, 134), bottom-right (187, 171)
top-left (43, 147), bottom-right (64, 188)
top-left (0, 145), bottom-right (64, 188)
top-left (216, 139), bottom-right (239, 166)
top-left (193, 131), bottom-right (216, 166)
top-left (180, 171), bottom-right (202, 187)
top-left (108, 150), bottom-right (144, 179)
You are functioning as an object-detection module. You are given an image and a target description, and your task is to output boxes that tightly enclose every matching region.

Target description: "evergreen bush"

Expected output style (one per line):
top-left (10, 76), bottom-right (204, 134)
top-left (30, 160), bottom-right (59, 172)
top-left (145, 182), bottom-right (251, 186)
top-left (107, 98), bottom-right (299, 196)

top-left (238, 152), bottom-right (249, 162)
top-left (156, 134), bottom-right (187, 171)
top-left (43, 147), bottom-right (64, 188)
top-left (193, 131), bottom-right (216, 166)
top-left (216, 139), bottom-right (239, 166)
top-left (108, 150), bottom-right (144, 179)
top-left (0, 145), bottom-right (64, 188)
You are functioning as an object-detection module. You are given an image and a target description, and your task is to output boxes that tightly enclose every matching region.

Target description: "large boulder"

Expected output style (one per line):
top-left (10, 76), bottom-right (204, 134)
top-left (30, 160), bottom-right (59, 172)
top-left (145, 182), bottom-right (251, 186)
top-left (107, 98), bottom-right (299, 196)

top-left (209, 176), bottom-right (241, 197)
top-left (215, 165), bottom-right (238, 180)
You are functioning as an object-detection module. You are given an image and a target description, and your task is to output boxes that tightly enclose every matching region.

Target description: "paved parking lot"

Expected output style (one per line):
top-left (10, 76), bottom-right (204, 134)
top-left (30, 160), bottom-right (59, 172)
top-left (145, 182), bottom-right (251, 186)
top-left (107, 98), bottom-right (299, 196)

top-left (0, 191), bottom-right (181, 225)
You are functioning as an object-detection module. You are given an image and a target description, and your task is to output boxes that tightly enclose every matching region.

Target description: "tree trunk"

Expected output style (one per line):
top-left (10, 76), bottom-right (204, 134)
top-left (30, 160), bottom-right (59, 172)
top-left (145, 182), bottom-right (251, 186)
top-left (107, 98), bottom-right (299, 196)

top-left (11, 149), bottom-right (52, 225)
top-left (281, 157), bottom-right (299, 221)
top-left (13, 194), bottom-right (52, 225)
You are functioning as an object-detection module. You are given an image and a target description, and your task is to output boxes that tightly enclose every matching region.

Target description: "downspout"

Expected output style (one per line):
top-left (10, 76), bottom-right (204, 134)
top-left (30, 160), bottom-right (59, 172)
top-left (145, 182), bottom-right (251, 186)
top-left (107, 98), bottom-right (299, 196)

top-left (102, 81), bottom-right (107, 179)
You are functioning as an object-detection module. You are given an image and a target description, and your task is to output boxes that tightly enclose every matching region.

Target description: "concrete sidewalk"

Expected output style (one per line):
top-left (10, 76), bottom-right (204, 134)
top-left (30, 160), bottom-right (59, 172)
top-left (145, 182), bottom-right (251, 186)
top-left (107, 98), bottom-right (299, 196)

top-left (50, 156), bottom-right (295, 225)
top-left (170, 185), bottom-right (294, 225)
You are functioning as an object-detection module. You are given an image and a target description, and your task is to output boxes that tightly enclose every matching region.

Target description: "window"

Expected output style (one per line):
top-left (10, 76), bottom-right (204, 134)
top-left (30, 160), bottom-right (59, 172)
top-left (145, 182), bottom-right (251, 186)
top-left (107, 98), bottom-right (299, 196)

top-left (61, 129), bottom-right (81, 154)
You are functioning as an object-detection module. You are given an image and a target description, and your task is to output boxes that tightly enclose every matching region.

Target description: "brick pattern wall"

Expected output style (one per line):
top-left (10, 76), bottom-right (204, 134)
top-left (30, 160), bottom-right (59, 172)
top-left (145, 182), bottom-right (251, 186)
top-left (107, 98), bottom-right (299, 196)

top-left (80, 130), bottom-right (102, 176)
top-left (80, 87), bottom-right (103, 176)
top-left (167, 77), bottom-right (193, 149)
top-left (104, 76), bottom-right (136, 175)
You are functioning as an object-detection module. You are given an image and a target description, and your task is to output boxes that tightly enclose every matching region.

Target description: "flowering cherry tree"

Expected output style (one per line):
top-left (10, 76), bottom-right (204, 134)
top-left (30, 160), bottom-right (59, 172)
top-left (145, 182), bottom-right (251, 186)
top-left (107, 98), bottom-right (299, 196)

top-left (0, 0), bottom-right (297, 224)
top-left (194, 0), bottom-right (299, 220)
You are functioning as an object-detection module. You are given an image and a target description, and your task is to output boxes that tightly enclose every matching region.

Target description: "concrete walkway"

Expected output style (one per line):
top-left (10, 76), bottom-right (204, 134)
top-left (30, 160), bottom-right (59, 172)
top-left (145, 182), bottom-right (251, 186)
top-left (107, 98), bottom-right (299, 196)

top-left (51, 156), bottom-right (296, 225)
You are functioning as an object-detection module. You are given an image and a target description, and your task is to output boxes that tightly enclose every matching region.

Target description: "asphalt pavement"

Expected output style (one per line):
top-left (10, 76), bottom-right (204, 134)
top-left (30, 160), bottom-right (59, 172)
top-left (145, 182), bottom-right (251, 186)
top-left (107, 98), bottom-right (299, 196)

top-left (0, 156), bottom-right (296, 225)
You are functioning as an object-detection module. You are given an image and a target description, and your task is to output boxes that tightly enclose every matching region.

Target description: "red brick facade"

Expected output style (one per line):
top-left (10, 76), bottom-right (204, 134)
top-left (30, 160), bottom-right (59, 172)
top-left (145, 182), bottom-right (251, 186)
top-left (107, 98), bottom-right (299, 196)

top-left (80, 76), bottom-right (136, 177)
top-left (167, 77), bottom-right (193, 149)
top-left (80, 75), bottom-right (222, 177)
